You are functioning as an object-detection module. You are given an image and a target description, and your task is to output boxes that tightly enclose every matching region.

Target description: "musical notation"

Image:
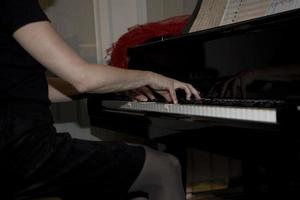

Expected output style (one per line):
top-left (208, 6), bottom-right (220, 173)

top-left (221, 0), bottom-right (300, 25)
top-left (189, 0), bottom-right (300, 33)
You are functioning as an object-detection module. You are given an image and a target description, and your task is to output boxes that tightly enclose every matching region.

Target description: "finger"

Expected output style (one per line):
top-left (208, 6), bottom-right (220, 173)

top-left (126, 90), bottom-right (137, 101)
top-left (139, 87), bottom-right (156, 101)
top-left (187, 84), bottom-right (201, 100)
top-left (179, 84), bottom-right (192, 100)
top-left (132, 89), bottom-right (149, 101)
top-left (133, 94), bottom-right (148, 102)
top-left (169, 88), bottom-right (178, 104)
top-left (157, 91), bottom-right (172, 103)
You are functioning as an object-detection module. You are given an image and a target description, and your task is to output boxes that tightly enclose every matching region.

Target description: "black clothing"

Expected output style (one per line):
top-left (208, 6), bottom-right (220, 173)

top-left (0, 0), bottom-right (146, 199)
top-left (0, 110), bottom-right (145, 200)
top-left (0, 0), bottom-right (50, 116)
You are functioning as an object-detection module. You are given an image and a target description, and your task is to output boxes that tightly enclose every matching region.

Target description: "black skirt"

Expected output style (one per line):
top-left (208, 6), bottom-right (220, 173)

top-left (0, 105), bottom-right (145, 200)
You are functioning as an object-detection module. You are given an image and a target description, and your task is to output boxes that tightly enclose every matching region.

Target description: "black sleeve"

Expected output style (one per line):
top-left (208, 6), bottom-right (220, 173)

top-left (2, 0), bottom-right (49, 34)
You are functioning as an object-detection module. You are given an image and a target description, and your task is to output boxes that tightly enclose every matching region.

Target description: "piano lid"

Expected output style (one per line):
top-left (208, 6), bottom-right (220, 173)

top-left (128, 6), bottom-right (300, 103)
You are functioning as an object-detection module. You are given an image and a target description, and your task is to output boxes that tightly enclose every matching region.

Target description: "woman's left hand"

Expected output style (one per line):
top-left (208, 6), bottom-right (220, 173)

top-left (126, 86), bottom-right (156, 102)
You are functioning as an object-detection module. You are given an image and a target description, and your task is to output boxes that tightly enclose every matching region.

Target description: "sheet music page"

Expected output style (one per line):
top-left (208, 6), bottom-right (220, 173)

top-left (220, 0), bottom-right (271, 26)
top-left (189, 0), bottom-right (227, 32)
top-left (221, 0), bottom-right (300, 26)
top-left (267, 0), bottom-right (300, 14)
top-left (188, 0), bottom-right (300, 33)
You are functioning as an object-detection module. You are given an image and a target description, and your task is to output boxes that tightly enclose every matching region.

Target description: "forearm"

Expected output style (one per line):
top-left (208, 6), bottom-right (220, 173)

top-left (13, 21), bottom-right (200, 104)
top-left (47, 67), bottom-right (150, 102)
top-left (14, 22), bottom-right (151, 94)
top-left (48, 77), bottom-right (81, 103)
top-left (81, 64), bottom-right (151, 94)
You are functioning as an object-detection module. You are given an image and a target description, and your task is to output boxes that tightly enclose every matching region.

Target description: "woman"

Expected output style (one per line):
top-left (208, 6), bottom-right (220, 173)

top-left (0, 0), bottom-right (200, 199)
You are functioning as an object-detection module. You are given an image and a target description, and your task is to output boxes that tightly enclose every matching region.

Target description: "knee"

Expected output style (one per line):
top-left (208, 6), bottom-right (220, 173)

top-left (145, 147), bottom-right (182, 177)
top-left (130, 147), bottom-right (183, 192)
top-left (163, 153), bottom-right (182, 173)
top-left (150, 151), bottom-right (183, 188)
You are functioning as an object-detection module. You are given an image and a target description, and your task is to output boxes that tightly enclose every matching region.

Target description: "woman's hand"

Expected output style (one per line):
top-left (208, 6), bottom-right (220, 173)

top-left (126, 86), bottom-right (156, 102)
top-left (146, 72), bottom-right (201, 104)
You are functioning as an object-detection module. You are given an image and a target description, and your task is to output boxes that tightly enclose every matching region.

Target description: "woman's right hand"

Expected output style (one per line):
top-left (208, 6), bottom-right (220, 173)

top-left (145, 72), bottom-right (201, 104)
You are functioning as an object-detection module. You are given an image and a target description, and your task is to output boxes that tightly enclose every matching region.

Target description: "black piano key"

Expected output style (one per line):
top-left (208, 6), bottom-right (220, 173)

top-left (178, 97), bottom-right (285, 108)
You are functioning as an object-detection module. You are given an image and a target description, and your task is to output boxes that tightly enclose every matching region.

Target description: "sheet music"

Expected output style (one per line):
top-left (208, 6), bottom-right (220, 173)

top-left (221, 0), bottom-right (271, 25)
top-left (189, 0), bottom-right (227, 32)
top-left (267, 0), bottom-right (300, 14)
top-left (221, 0), bottom-right (300, 25)
top-left (188, 0), bottom-right (300, 33)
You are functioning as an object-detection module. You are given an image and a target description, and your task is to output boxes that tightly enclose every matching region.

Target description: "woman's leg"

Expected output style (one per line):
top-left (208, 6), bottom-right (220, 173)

top-left (129, 146), bottom-right (185, 200)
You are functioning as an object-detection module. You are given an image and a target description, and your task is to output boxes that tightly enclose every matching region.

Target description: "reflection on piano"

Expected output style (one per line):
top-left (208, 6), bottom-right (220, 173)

top-left (88, 7), bottom-right (300, 199)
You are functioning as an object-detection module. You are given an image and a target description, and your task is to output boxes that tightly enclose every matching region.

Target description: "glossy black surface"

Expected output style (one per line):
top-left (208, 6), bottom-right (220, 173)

top-left (88, 9), bottom-right (300, 131)
top-left (128, 8), bottom-right (300, 101)
top-left (87, 9), bottom-right (300, 198)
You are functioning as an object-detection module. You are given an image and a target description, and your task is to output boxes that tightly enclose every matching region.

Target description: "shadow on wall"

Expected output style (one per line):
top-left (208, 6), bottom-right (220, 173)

top-left (39, 0), bottom-right (57, 10)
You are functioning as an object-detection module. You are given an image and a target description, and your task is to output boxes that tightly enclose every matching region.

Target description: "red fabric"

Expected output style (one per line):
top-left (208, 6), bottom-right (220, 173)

top-left (108, 15), bottom-right (190, 68)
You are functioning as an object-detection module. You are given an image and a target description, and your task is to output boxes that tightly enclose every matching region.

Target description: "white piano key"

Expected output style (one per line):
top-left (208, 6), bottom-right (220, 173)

top-left (102, 101), bottom-right (278, 124)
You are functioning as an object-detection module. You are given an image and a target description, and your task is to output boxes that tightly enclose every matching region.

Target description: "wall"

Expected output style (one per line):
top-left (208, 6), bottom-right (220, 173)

top-left (41, 0), bottom-right (97, 63)
top-left (44, 0), bottom-right (198, 141)
top-left (147, 0), bottom-right (198, 22)
top-left (42, 0), bottom-right (99, 141)
top-left (94, 0), bottom-right (198, 64)
top-left (92, 0), bottom-right (148, 64)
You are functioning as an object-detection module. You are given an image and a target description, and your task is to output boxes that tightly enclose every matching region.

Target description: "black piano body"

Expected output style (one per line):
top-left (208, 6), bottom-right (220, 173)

top-left (88, 8), bottom-right (300, 198)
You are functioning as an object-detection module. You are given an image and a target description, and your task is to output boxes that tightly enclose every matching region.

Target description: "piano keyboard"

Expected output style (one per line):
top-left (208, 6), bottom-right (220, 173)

top-left (101, 100), bottom-right (279, 124)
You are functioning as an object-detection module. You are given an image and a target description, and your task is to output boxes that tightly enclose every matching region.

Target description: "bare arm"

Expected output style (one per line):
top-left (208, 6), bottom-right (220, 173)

top-left (14, 22), bottom-right (200, 103)
top-left (48, 77), bottom-right (81, 103)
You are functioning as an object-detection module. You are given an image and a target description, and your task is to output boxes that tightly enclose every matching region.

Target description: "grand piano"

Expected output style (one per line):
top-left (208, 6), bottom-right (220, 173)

top-left (88, 5), bottom-right (300, 199)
